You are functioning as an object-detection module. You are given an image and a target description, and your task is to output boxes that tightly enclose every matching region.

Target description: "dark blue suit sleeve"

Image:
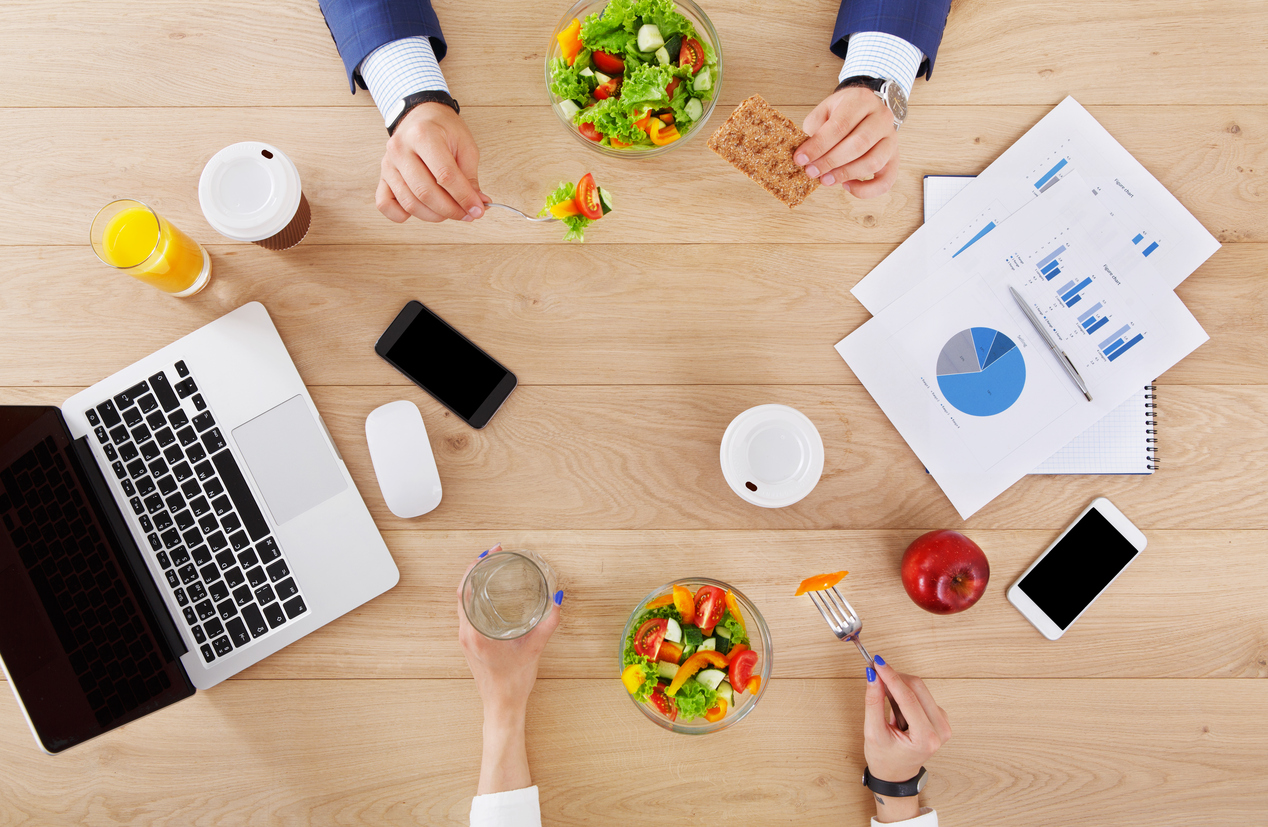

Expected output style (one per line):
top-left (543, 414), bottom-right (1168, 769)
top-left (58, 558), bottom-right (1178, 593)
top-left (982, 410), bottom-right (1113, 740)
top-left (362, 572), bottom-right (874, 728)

top-left (319, 0), bottom-right (447, 93)
top-left (830, 0), bottom-right (953, 80)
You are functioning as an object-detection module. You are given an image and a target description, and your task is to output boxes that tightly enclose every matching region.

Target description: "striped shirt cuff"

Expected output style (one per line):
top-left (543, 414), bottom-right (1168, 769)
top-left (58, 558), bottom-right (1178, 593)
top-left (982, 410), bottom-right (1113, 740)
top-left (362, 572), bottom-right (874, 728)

top-left (838, 31), bottom-right (925, 100)
top-left (360, 36), bottom-right (450, 127)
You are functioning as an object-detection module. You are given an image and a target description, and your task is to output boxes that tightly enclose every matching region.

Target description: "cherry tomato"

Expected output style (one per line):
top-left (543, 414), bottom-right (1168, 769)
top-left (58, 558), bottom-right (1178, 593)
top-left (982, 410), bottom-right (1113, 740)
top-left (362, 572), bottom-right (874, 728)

top-left (729, 649), bottom-right (759, 691)
top-left (593, 78), bottom-right (621, 100)
top-left (650, 685), bottom-right (678, 721)
top-left (578, 121), bottom-right (603, 142)
top-left (666, 76), bottom-right (681, 99)
top-left (693, 585), bottom-right (725, 635)
top-left (575, 172), bottom-right (603, 220)
top-left (592, 51), bottom-right (625, 74)
top-left (679, 38), bottom-right (704, 74)
top-left (633, 617), bottom-right (667, 659)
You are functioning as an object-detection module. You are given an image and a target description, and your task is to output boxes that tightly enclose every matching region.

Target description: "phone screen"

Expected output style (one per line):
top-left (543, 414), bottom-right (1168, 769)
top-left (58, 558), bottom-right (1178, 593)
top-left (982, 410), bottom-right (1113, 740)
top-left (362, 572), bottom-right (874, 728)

top-left (1017, 508), bottom-right (1140, 630)
top-left (379, 303), bottom-right (513, 424)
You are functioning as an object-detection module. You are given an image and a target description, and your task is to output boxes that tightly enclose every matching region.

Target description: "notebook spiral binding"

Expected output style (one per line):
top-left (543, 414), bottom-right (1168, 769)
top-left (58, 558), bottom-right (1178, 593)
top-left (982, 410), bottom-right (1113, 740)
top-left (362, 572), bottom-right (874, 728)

top-left (1145, 384), bottom-right (1159, 470)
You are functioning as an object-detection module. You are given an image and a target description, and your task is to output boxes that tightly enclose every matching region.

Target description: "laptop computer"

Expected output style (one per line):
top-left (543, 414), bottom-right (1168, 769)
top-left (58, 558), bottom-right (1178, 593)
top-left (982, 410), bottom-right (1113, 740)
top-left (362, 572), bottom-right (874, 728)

top-left (0, 301), bottom-right (399, 753)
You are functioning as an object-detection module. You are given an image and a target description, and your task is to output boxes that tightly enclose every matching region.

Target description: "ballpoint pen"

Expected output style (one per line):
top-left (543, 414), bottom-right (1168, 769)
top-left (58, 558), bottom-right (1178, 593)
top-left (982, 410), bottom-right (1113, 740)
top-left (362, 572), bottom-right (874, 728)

top-left (1008, 285), bottom-right (1093, 401)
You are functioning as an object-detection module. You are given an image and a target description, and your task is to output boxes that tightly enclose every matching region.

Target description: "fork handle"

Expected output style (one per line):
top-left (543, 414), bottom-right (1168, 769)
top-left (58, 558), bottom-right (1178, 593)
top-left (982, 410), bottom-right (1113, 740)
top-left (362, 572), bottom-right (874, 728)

top-left (853, 637), bottom-right (908, 732)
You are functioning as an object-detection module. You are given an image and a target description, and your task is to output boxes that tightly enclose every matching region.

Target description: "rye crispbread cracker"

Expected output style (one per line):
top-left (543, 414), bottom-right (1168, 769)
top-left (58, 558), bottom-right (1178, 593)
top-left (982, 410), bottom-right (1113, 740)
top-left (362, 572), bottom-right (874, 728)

top-left (707, 95), bottom-right (819, 208)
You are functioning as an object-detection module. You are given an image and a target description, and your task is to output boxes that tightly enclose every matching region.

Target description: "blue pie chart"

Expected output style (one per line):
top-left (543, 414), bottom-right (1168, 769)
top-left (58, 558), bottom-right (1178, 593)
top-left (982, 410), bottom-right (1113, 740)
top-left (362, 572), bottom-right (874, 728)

top-left (935, 328), bottom-right (1026, 417)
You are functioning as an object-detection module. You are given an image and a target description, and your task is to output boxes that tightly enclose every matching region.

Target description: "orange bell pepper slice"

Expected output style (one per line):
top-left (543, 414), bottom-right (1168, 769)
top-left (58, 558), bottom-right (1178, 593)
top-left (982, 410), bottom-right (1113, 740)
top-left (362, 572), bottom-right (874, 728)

top-left (633, 112), bottom-right (654, 133)
top-left (704, 697), bottom-right (728, 723)
top-left (549, 199), bottom-right (582, 219)
top-left (645, 592), bottom-right (674, 610)
top-left (557, 19), bottom-right (584, 65)
top-left (648, 119), bottom-right (680, 146)
top-left (621, 663), bottom-right (645, 694)
top-left (672, 585), bottom-right (696, 624)
top-left (723, 590), bottom-right (745, 634)
top-left (609, 137), bottom-right (632, 148)
top-left (725, 642), bottom-right (748, 664)
top-left (658, 639), bottom-right (683, 664)
top-left (795, 571), bottom-right (849, 596)
top-left (666, 650), bottom-right (728, 696)
top-left (745, 675), bottom-right (762, 694)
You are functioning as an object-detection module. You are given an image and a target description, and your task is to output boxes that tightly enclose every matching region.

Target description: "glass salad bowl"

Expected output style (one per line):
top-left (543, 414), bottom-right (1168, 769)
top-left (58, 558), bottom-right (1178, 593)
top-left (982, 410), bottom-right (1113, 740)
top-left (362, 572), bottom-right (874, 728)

top-left (545, 0), bottom-right (724, 157)
top-left (619, 577), bottom-right (771, 734)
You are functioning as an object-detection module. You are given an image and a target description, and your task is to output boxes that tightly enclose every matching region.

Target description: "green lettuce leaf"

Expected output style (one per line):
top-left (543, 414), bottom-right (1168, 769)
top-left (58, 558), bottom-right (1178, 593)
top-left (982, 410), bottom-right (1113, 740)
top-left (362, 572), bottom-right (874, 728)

top-left (672, 679), bottom-right (718, 721)
top-left (720, 612), bottom-right (749, 647)
top-left (577, 97), bottom-right (652, 146)
top-left (619, 62), bottom-right (690, 105)
top-left (549, 56), bottom-right (594, 105)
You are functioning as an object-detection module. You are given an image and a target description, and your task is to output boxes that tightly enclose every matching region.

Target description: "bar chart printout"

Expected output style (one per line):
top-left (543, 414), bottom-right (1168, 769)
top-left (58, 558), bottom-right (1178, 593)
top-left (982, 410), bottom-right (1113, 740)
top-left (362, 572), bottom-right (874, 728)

top-left (1060, 277), bottom-right (1093, 307)
top-left (1077, 302), bottom-right (1110, 335)
top-left (1132, 231), bottom-right (1160, 258)
top-left (1098, 324), bottom-right (1145, 362)
top-left (1037, 244), bottom-right (1066, 280)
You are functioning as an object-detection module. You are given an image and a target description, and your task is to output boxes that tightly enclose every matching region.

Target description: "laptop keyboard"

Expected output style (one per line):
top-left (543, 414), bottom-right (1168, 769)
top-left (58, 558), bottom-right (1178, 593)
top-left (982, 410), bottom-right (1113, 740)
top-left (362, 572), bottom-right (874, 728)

top-left (0, 436), bottom-right (172, 727)
top-left (86, 361), bottom-right (307, 665)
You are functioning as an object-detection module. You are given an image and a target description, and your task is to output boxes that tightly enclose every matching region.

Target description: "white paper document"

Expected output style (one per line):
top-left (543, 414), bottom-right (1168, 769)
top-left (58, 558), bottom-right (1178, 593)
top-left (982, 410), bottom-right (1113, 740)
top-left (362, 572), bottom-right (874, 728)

top-left (854, 97), bottom-right (1220, 315)
top-left (837, 177), bottom-right (1208, 519)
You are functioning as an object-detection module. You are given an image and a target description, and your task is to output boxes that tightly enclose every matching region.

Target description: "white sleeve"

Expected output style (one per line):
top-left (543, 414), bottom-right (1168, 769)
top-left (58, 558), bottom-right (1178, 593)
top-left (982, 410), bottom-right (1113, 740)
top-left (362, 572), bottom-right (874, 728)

top-left (359, 35), bottom-right (451, 127)
top-left (469, 786), bottom-right (542, 827)
top-left (871, 806), bottom-right (938, 827)
top-left (838, 31), bottom-right (926, 100)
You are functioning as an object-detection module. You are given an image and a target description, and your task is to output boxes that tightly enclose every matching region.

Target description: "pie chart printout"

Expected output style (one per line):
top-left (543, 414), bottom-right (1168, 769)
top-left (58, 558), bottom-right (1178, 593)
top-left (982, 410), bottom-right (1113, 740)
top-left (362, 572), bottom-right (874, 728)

top-left (935, 328), bottom-right (1026, 417)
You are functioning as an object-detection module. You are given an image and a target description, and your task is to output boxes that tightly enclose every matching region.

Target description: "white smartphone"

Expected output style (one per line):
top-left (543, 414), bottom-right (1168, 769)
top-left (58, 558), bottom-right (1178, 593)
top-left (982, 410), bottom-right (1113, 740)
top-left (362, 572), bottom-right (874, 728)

top-left (1007, 497), bottom-right (1147, 640)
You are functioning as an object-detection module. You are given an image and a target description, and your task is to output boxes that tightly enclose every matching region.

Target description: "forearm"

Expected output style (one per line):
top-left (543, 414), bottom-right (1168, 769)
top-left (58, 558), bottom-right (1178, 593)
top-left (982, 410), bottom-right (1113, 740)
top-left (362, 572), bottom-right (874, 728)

top-left (872, 792), bottom-right (922, 823)
top-left (477, 709), bottom-right (531, 795)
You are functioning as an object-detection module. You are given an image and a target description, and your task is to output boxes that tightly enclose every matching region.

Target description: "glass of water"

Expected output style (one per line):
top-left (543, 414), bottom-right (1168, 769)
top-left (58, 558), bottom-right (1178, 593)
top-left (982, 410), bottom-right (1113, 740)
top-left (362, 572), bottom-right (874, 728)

top-left (462, 548), bottom-right (560, 640)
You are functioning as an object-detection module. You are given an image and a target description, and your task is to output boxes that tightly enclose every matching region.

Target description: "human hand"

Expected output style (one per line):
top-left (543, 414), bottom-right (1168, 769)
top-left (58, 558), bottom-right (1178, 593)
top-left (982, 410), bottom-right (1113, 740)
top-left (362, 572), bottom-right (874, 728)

top-left (377, 102), bottom-right (491, 223)
top-left (864, 658), bottom-right (951, 784)
top-left (795, 86), bottom-right (899, 198)
top-left (457, 545), bottom-right (562, 725)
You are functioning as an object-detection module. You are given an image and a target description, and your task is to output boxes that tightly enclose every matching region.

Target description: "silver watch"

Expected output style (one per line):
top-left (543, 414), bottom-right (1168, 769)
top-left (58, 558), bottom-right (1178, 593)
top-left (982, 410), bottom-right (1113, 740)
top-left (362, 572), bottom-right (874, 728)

top-left (837, 75), bottom-right (908, 129)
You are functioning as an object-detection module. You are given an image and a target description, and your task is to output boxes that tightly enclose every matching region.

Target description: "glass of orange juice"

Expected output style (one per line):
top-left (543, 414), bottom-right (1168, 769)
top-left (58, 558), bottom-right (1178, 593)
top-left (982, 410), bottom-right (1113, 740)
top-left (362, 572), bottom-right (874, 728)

top-left (90, 200), bottom-right (211, 296)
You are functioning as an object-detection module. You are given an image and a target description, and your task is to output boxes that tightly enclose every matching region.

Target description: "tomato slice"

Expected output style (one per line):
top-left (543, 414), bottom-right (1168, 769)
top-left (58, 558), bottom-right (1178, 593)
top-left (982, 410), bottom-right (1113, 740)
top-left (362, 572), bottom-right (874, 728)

top-left (592, 51), bottom-right (625, 74)
top-left (704, 697), bottom-right (728, 722)
top-left (658, 639), bottom-right (683, 664)
top-left (665, 76), bottom-right (681, 100)
top-left (633, 617), bottom-right (667, 660)
top-left (725, 643), bottom-right (748, 664)
top-left (593, 78), bottom-right (621, 100)
top-left (672, 585), bottom-right (696, 624)
top-left (574, 173), bottom-right (603, 220)
top-left (578, 121), bottom-right (603, 142)
top-left (650, 685), bottom-right (678, 721)
top-left (694, 585), bottom-right (725, 635)
top-left (679, 38), bottom-right (704, 73)
top-left (729, 649), bottom-right (758, 691)
top-left (794, 571), bottom-right (849, 596)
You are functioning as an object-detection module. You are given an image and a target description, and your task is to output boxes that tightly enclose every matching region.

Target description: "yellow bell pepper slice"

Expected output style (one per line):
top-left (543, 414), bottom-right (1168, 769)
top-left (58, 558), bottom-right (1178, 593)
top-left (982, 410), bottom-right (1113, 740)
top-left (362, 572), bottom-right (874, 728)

top-left (704, 697), bottom-right (728, 723)
top-left (644, 593), bottom-right (674, 610)
top-left (621, 663), bottom-right (646, 694)
top-left (557, 19), bottom-right (584, 65)
top-left (666, 650), bottom-right (728, 696)
top-left (794, 571), bottom-right (849, 596)
top-left (647, 119), bottom-right (680, 146)
top-left (723, 589), bottom-right (745, 634)
top-left (549, 199), bottom-right (582, 219)
top-left (672, 585), bottom-right (696, 623)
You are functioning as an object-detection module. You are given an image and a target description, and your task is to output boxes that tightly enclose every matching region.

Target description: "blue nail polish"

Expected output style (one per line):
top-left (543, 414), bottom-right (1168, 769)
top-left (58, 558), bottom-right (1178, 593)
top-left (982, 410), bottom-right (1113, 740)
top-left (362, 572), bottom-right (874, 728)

top-left (478, 550), bottom-right (488, 558)
top-left (866, 667), bottom-right (876, 682)
top-left (873, 655), bottom-right (886, 667)
top-left (554, 590), bottom-right (563, 605)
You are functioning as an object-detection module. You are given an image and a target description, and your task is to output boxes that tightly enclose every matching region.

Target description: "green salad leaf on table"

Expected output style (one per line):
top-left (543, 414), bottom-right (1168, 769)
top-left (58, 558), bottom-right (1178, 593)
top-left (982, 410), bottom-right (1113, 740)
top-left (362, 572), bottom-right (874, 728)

top-left (539, 172), bottom-right (614, 242)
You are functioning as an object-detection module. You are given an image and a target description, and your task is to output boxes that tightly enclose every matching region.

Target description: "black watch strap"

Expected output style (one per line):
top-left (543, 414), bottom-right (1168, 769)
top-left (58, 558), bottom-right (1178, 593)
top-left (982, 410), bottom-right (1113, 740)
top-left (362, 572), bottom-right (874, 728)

top-left (862, 766), bottom-right (927, 798)
top-left (836, 75), bottom-right (885, 94)
top-left (387, 90), bottom-right (461, 137)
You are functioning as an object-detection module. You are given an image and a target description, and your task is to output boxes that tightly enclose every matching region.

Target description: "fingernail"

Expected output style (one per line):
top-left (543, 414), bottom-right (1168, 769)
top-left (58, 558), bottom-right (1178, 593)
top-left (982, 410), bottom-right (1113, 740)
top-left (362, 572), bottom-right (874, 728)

top-left (842, 182), bottom-right (852, 194)
top-left (805, 164), bottom-right (819, 178)
top-left (795, 153), bottom-right (809, 166)
top-left (874, 655), bottom-right (886, 667)
top-left (554, 590), bottom-right (563, 605)
top-left (866, 667), bottom-right (876, 682)
top-left (461, 214), bottom-right (474, 222)
top-left (822, 173), bottom-right (836, 186)
top-left (468, 206), bottom-right (483, 217)
top-left (478, 550), bottom-right (488, 558)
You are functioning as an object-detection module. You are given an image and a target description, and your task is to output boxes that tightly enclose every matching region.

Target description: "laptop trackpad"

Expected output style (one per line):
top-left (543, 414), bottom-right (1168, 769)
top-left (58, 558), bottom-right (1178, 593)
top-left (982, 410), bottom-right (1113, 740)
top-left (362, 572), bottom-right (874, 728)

top-left (232, 395), bottom-right (347, 526)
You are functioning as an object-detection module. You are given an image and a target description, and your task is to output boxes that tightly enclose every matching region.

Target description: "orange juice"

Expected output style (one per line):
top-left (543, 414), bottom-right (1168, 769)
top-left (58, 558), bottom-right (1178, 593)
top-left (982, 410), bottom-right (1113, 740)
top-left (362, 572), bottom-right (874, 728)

top-left (92, 201), bottom-right (210, 296)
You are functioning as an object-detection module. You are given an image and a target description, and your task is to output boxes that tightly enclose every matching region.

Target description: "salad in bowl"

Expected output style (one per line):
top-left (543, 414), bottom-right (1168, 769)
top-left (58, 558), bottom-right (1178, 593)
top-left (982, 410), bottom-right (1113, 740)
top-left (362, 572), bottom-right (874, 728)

top-left (620, 578), bottom-right (770, 733)
top-left (547, 0), bottom-right (722, 155)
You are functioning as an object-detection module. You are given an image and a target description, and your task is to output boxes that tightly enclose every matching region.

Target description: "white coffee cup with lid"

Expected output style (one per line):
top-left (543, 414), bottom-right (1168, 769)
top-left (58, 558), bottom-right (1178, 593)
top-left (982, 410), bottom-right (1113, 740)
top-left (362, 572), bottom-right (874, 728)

top-left (199, 141), bottom-right (311, 250)
top-left (720, 404), bottom-right (825, 508)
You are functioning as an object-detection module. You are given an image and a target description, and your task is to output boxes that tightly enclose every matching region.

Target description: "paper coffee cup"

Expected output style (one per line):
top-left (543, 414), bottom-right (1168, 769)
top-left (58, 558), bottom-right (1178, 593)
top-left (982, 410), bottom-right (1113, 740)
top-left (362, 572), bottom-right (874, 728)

top-left (720, 404), bottom-right (825, 508)
top-left (198, 141), bottom-right (310, 250)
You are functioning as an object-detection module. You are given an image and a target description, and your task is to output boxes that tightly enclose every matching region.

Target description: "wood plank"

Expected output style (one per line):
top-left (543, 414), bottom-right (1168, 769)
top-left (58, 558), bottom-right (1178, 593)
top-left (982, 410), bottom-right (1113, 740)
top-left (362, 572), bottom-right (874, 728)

top-left (0, 243), bottom-right (1260, 387)
top-left (0, 105), bottom-right (1260, 247)
top-left (0, 384), bottom-right (1264, 533)
top-left (0, 678), bottom-right (1263, 826)
top-left (3, 0), bottom-right (1266, 108)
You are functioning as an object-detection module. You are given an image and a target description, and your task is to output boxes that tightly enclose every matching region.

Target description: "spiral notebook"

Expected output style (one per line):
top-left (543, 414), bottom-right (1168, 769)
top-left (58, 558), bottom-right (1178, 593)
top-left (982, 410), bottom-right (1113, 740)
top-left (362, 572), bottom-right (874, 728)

top-left (924, 175), bottom-right (1158, 475)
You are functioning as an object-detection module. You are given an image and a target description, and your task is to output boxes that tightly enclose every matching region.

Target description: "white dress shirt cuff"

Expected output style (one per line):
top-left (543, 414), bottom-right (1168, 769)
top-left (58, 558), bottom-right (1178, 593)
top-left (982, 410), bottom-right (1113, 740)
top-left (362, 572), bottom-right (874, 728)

top-left (871, 806), bottom-right (938, 827)
top-left (359, 35), bottom-right (451, 127)
top-left (469, 786), bottom-right (542, 827)
top-left (838, 31), bottom-right (925, 101)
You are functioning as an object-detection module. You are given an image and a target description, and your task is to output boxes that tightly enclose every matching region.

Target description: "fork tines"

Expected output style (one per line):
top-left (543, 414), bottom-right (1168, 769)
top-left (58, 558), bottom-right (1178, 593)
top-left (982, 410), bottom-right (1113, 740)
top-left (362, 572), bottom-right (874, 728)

top-left (808, 586), bottom-right (860, 638)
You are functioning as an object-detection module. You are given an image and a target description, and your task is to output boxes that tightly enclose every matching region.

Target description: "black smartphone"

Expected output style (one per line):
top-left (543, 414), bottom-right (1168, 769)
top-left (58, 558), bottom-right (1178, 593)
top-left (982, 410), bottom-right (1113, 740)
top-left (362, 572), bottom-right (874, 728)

top-left (374, 300), bottom-right (517, 429)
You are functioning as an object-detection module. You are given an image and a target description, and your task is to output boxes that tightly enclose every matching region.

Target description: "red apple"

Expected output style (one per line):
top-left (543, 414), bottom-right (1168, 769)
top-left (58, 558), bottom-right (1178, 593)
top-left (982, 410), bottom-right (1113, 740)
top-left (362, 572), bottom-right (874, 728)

top-left (901, 530), bottom-right (990, 614)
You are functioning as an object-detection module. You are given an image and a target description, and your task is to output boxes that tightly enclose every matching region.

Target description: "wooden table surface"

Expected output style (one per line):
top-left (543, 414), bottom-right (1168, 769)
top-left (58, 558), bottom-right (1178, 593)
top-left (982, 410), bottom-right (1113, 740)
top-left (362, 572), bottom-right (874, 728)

top-left (2, 0), bottom-right (1266, 824)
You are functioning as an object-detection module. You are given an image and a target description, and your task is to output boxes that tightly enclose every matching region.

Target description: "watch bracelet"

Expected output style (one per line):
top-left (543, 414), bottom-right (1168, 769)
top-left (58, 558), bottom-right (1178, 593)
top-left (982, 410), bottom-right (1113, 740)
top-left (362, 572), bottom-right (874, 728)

top-left (387, 91), bottom-right (461, 137)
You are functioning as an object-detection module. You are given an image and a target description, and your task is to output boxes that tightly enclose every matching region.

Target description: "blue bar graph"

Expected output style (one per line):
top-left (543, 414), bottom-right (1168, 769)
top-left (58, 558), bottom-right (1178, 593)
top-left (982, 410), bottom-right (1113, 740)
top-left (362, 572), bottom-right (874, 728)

top-left (1037, 244), bottom-right (1066, 270)
top-left (1107, 333), bottom-right (1144, 361)
top-left (952, 222), bottom-right (996, 258)
top-left (1132, 233), bottom-right (1144, 244)
top-left (1099, 325), bottom-right (1132, 352)
top-left (1034, 158), bottom-right (1068, 189)
top-left (1046, 266), bottom-right (1062, 281)
top-left (1041, 260), bottom-right (1060, 275)
top-left (1077, 303), bottom-right (1103, 323)
top-left (1103, 336), bottom-right (1125, 354)
top-left (1142, 242), bottom-right (1159, 257)
top-left (1057, 279), bottom-right (1076, 296)
top-left (1062, 277), bottom-right (1093, 306)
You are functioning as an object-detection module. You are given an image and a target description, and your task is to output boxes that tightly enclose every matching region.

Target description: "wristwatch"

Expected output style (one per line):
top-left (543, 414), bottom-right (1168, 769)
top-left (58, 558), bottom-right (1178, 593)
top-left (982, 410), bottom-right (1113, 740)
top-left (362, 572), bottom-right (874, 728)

top-left (862, 766), bottom-right (928, 798)
top-left (386, 90), bottom-right (461, 137)
top-left (836, 75), bottom-right (908, 129)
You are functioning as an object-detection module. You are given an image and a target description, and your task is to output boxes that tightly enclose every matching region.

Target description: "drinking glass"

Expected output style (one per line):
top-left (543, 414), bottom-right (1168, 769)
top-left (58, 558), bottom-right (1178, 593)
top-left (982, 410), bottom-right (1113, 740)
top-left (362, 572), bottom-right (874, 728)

top-left (461, 549), bottom-right (559, 640)
top-left (90, 199), bottom-right (211, 296)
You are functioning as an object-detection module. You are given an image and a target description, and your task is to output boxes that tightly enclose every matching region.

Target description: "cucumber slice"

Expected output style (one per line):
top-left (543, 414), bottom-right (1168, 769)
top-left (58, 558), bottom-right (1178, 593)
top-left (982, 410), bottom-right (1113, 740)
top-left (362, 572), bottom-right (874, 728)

top-left (685, 97), bottom-right (703, 121)
top-left (683, 626), bottom-right (704, 647)
top-left (664, 34), bottom-right (682, 58)
top-left (692, 68), bottom-right (711, 92)
top-left (594, 71), bottom-right (612, 85)
top-left (654, 46), bottom-right (670, 66)
top-left (681, 643), bottom-right (697, 660)
top-left (664, 618), bottom-right (682, 644)
top-left (558, 99), bottom-right (581, 120)
top-left (714, 622), bottom-right (732, 640)
top-left (636, 24), bottom-right (664, 52)
top-left (699, 637), bottom-right (716, 651)
top-left (716, 680), bottom-right (734, 706)
top-left (714, 635), bottom-right (732, 656)
top-left (657, 660), bottom-right (679, 680)
top-left (695, 669), bottom-right (726, 690)
top-left (598, 187), bottom-right (614, 215)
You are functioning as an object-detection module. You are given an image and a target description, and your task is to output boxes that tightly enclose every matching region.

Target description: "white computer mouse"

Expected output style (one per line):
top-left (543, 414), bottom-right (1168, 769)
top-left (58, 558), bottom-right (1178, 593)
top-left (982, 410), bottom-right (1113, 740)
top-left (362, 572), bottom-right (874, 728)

top-left (365, 400), bottom-right (442, 518)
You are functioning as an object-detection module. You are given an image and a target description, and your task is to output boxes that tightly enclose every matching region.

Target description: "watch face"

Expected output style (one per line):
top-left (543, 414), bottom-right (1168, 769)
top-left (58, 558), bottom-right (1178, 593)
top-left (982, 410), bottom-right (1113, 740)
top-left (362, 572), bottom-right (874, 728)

top-left (885, 81), bottom-right (908, 124)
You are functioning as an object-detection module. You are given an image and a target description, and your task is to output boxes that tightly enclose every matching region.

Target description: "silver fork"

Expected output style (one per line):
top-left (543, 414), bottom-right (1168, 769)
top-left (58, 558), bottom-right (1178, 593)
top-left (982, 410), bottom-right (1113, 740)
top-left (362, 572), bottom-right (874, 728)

top-left (807, 586), bottom-right (908, 731)
top-left (485, 203), bottom-right (558, 222)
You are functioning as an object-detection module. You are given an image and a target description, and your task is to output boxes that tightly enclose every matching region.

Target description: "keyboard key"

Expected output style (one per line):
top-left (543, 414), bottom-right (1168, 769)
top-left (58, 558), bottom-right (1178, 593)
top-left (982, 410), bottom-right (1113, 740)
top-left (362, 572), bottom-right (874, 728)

top-left (195, 599), bottom-right (215, 621)
top-left (179, 563), bottom-right (199, 585)
top-left (163, 444), bottom-right (183, 464)
top-left (147, 411), bottom-right (166, 431)
top-left (181, 479), bottom-right (201, 499)
top-left (188, 581), bottom-right (207, 601)
top-left (175, 360), bottom-right (189, 378)
top-left (199, 563), bottom-right (220, 583)
top-left (113, 461), bottom-right (128, 480)
top-left (147, 533), bottom-right (161, 551)
top-left (138, 512), bottom-right (153, 532)
top-left (209, 581), bottom-right (229, 602)
top-left (245, 566), bottom-right (267, 588)
top-left (175, 509), bottom-right (194, 531)
top-left (153, 511), bottom-right (172, 531)
top-left (126, 408), bottom-right (146, 428)
top-left (215, 549), bottom-right (236, 570)
top-left (165, 570), bottom-right (180, 589)
top-left (192, 394), bottom-right (206, 411)
top-left (115, 381), bottom-right (148, 410)
top-left (205, 617), bottom-right (225, 638)
top-left (174, 462), bottom-right (194, 482)
top-left (112, 426), bottom-right (131, 446)
top-left (226, 617), bottom-right (250, 647)
top-left (176, 378), bottom-right (198, 398)
top-left (266, 559), bottom-right (290, 582)
top-left (275, 577), bottom-right (299, 600)
top-left (283, 595), bottom-right (307, 619)
top-left (192, 625), bottom-right (206, 644)
top-left (212, 635), bottom-right (233, 657)
top-left (158, 475), bottom-right (177, 496)
top-left (174, 587), bottom-right (188, 606)
top-left (162, 529), bottom-right (181, 548)
top-left (149, 371), bottom-right (180, 412)
top-left (156, 550), bottom-right (172, 569)
top-left (264, 602), bottom-right (287, 629)
top-left (95, 426), bottom-right (109, 444)
top-left (194, 461), bottom-right (214, 481)
top-left (224, 566), bottom-right (245, 588)
top-left (165, 492), bottom-right (185, 512)
top-left (186, 443), bottom-right (207, 463)
top-left (128, 459), bottom-right (148, 479)
top-left (170, 410), bottom-right (190, 428)
top-left (138, 394), bottom-right (158, 414)
top-left (141, 441), bottom-right (160, 462)
top-left (170, 546), bottom-right (191, 567)
top-left (191, 545), bottom-right (212, 566)
top-left (183, 606), bottom-right (198, 626)
top-left (201, 428), bottom-right (226, 454)
top-left (97, 400), bottom-right (122, 427)
top-left (129, 496), bottom-right (144, 515)
top-left (203, 478), bottom-right (224, 499)
top-left (221, 513), bottom-right (242, 534)
top-left (208, 531), bottom-right (227, 551)
top-left (232, 584), bottom-right (253, 607)
top-left (256, 537), bottom-right (280, 563)
top-left (182, 528), bottom-right (202, 548)
top-left (241, 604), bottom-right (268, 638)
top-left (86, 408), bottom-right (100, 426)
top-left (216, 599), bottom-right (237, 621)
top-left (236, 548), bottom-right (258, 569)
top-left (229, 531), bottom-right (249, 552)
top-left (254, 583), bottom-right (276, 606)
top-left (156, 428), bottom-right (175, 448)
top-left (198, 513), bottom-right (218, 535)
top-left (118, 442), bottom-right (137, 462)
top-left (130, 424), bottom-right (151, 444)
top-left (212, 496), bottom-right (231, 517)
top-left (199, 643), bottom-right (215, 663)
top-left (148, 458), bottom-right (168, 478)
top-left (144, 494), bottom-right (163, 514)
top-left (193, 411), bottom-right (216, 432)
top-left (177, 427), bottom-right (198, 447)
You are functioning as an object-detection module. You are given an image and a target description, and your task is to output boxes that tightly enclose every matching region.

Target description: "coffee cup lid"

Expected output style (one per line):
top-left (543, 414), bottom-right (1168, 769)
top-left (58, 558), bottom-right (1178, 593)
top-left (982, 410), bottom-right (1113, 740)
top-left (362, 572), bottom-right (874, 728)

top-left (720, 404), bottom-right (824, 508)
top-left (199, 142), bottom-right (302, 242)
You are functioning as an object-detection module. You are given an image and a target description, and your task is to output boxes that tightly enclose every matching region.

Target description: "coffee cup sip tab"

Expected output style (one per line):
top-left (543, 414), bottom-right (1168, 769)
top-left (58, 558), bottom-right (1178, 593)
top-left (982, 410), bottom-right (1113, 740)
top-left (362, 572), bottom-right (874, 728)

top-left (198, 141), bottom-right (311, 250)
top-left (720, 404), bottom-right (825, 508)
